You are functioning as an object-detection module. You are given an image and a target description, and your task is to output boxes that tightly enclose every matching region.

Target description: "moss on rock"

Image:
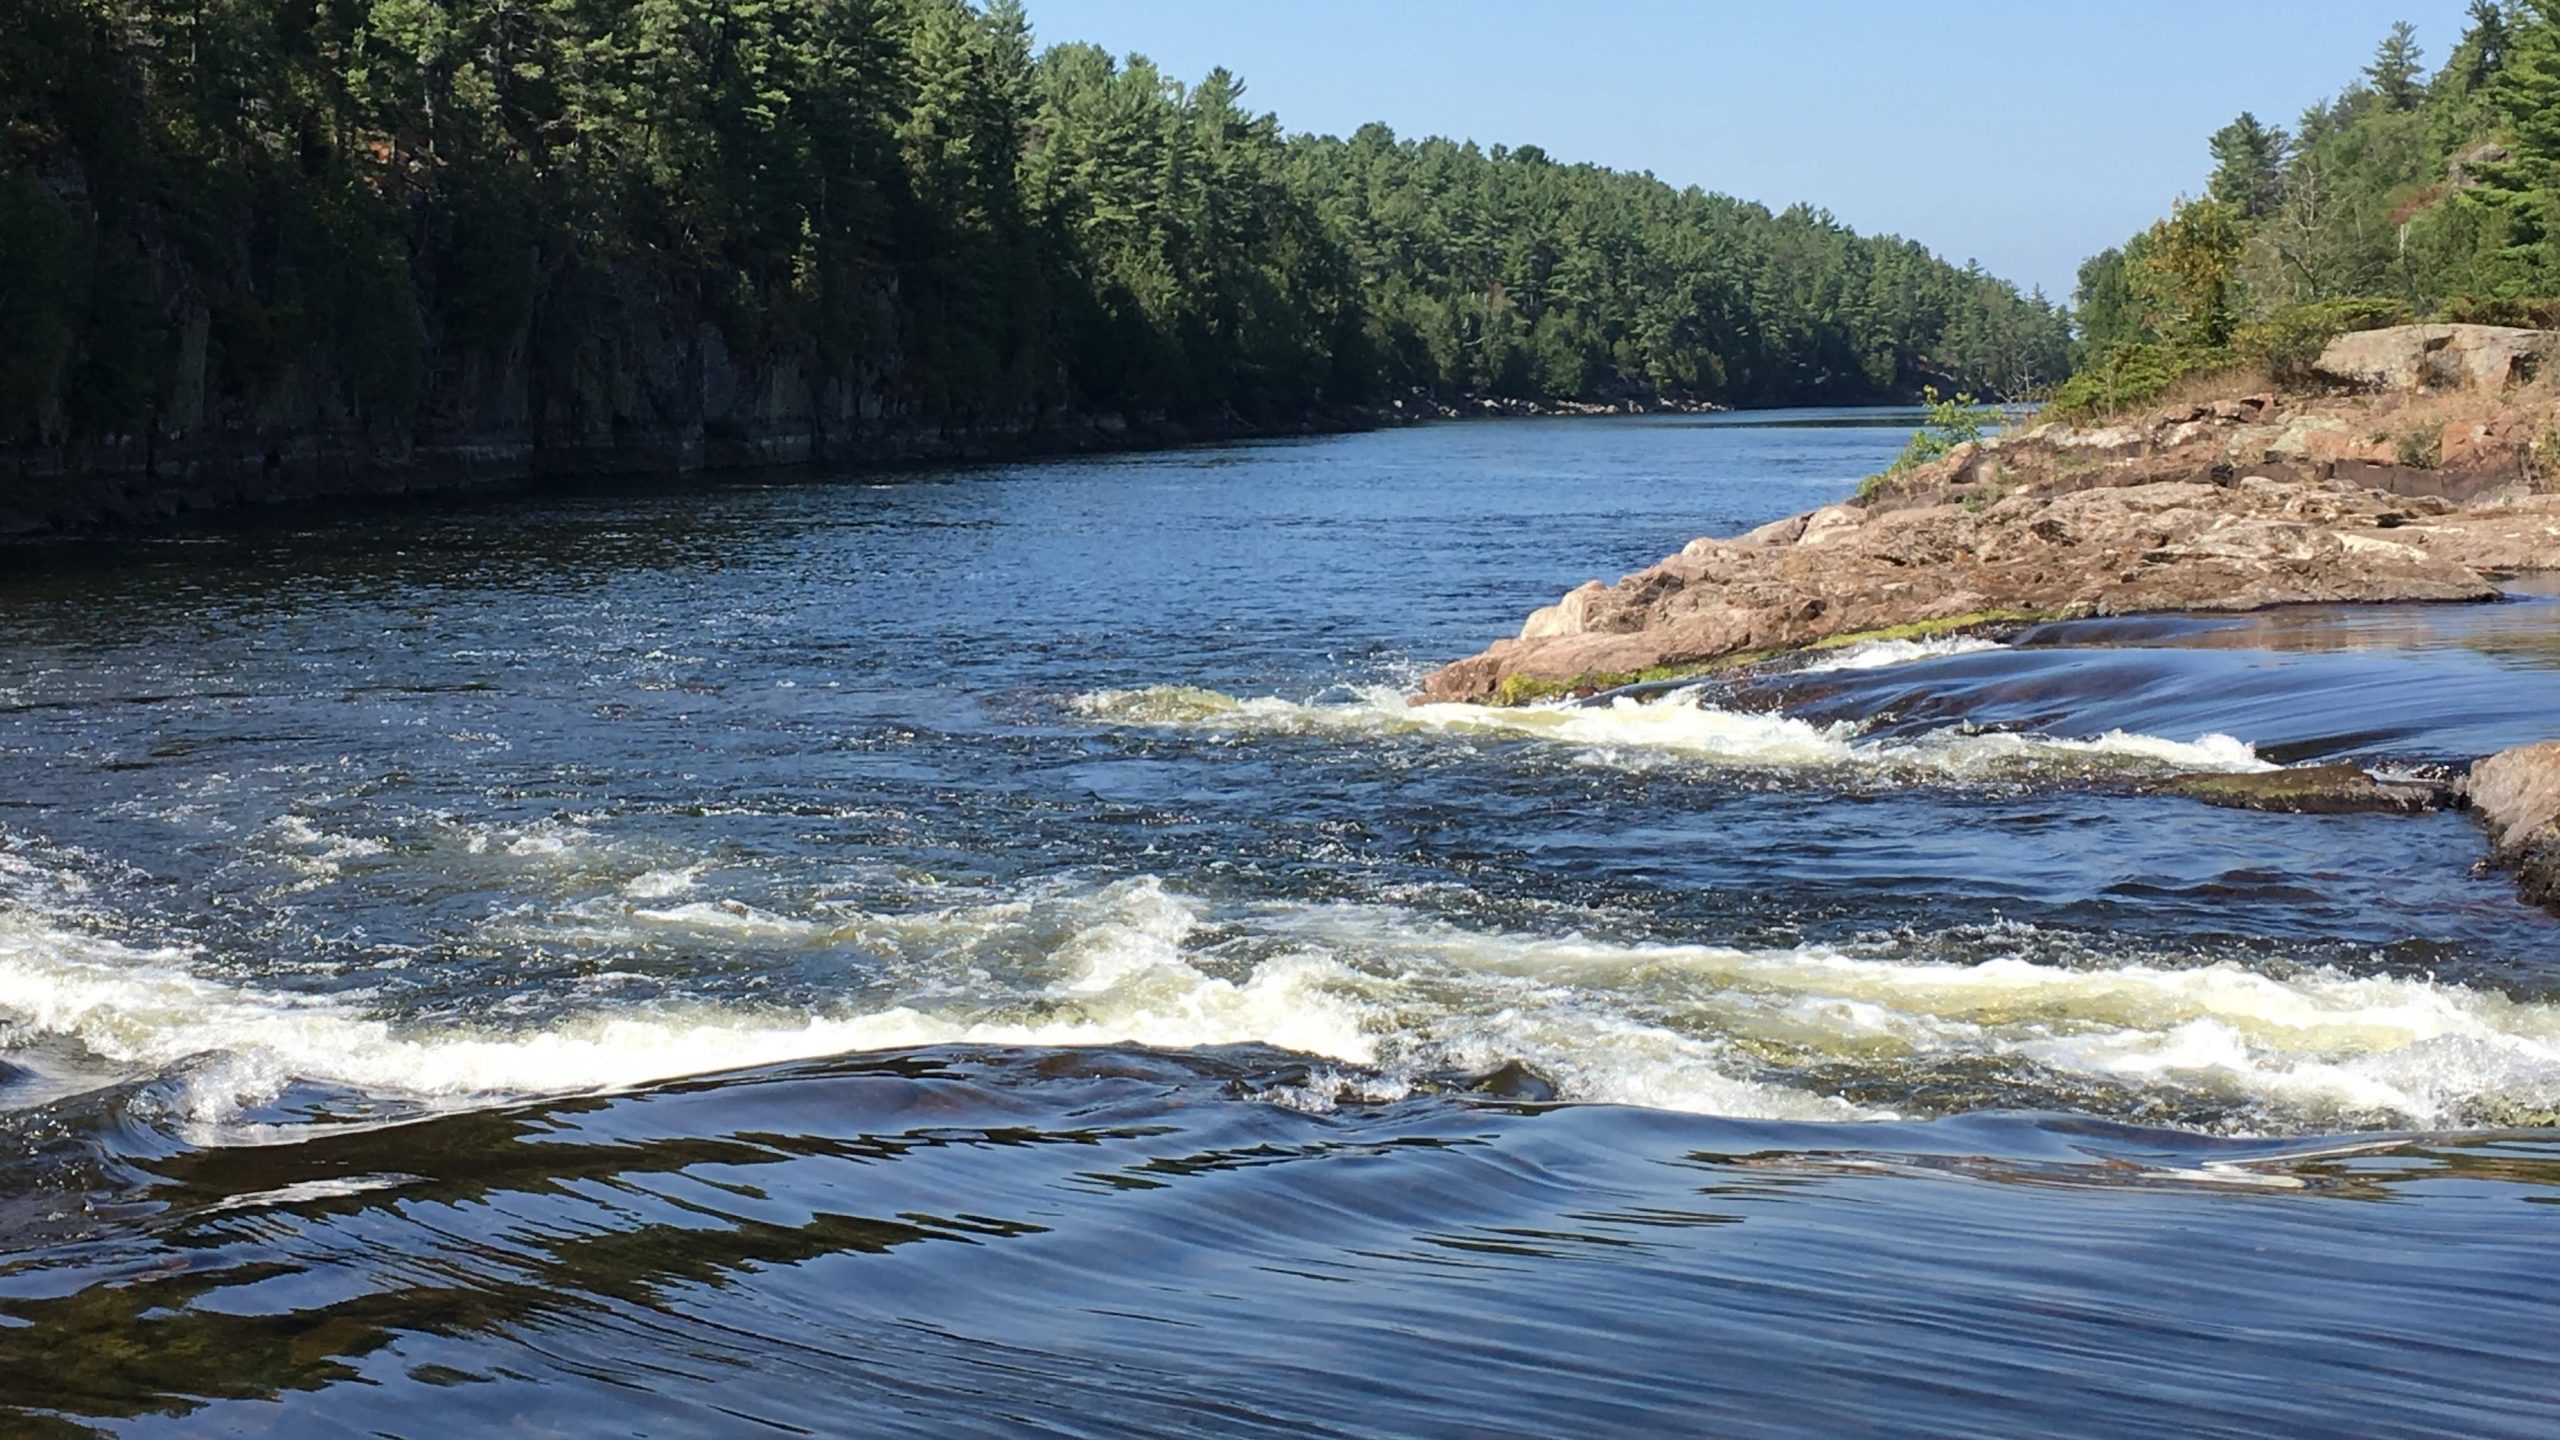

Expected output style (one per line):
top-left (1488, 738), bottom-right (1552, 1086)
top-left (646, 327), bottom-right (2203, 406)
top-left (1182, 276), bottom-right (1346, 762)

top-left (2151, 763), bottom-right (2456, 815)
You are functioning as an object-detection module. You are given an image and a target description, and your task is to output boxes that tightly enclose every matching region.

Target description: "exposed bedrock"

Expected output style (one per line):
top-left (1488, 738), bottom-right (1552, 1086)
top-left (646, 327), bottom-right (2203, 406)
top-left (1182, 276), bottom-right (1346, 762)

top-left (2470, 742), bottom-right (2560, 914)
top-left (1418, 352), bottom-right (2560, 706)
top-left (2312, 323), bottom-right (2558, 396)
top-left (1415, 477), bottom-right (2536, 704)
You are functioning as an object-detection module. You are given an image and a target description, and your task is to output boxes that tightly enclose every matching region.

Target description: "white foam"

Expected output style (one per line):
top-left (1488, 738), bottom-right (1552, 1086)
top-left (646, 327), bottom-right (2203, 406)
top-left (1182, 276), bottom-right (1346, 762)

top-left (263, 815), bottom-right (390, 879)
top-left (1253, 905), bottom-right (2560, 1130)
top-left (627, 899), bottom-right (822, 938)
top-left (1797, 636), bottom-right (2005, 672)
top-left (621, 866), bottom-right (705, 900)
top-left (8, 870), bottom-right (2555, 1136)
top-left (1075, 685), bottom-right (2273, 776)
top-left (0, 880), bottom-right (1376, 1126)
top-left (464, 819), bottom-right (602, 861)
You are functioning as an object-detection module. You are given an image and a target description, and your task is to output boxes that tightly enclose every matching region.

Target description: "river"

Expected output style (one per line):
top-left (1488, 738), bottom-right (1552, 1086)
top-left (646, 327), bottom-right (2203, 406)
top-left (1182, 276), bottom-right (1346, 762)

top-left (3, 410), bottom-right (2558, 1436)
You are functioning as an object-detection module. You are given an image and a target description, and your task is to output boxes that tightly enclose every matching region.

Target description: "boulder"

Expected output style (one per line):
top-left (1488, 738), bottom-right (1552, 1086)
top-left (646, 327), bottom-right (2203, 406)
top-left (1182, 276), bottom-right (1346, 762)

top-left (2449, 141), bottom-right (2512, 188)
top-left (2313, 324), bottom-right (2556, 395)
top-left (2469, 741), bottom-right (2560, 912)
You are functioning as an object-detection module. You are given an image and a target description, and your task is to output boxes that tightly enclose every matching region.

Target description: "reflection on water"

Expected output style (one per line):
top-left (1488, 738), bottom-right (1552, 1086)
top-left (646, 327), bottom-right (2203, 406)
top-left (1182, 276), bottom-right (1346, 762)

top-left (1, 412), bottom-right (2557, 1433)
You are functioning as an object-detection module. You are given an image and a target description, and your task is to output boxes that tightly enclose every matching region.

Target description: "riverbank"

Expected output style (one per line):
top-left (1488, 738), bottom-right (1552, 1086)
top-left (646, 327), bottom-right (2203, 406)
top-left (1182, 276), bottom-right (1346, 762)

top-left (1415, 323), bottom-right (2560, 909)
top-left (1419, 325), bottom-right (2560, 708)
top-left (0, 391), bottom-right (1746, 539)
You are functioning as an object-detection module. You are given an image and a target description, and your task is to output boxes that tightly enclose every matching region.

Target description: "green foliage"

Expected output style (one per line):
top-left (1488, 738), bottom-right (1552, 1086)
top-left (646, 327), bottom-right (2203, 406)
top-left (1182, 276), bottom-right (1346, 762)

top-left (2369, 20), bottom-right (2428, 110)
top-left (2231, 296), bottom-right (2411, 382)
top-left (1857, 387), bottom-right (2000, 497)
top-left (2043, 342), bottom-right (2238, 422)
top-left (2463, 0), bottom-right (2560, 286)
top-left (2129, 198), bottom-right (2248, 348)
top-left (2208, 113), bottom-right (2291, 219)
top-left (2071, 244), bottom-right (2145, 362)
top-left (0, 0), bottom-right (2073, 455)
top-left (2441, 293), bottom-right (2560, 324)
top-left (2453, 0), bottom-right (2516, 92)
top-left (1889, 386), bottom-right (1999, 472)
top-left (2071, 6), bottom-right (2560, 386)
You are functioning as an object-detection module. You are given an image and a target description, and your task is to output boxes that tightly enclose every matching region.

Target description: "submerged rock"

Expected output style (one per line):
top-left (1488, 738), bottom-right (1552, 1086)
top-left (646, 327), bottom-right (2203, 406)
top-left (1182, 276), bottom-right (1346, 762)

top-left (2152, 763), bottom-right (2457, 816)
top-left (2469, 742), bottom-right (2560, 912)
top-left (1449, 1060), bottom-right (1563, 1103)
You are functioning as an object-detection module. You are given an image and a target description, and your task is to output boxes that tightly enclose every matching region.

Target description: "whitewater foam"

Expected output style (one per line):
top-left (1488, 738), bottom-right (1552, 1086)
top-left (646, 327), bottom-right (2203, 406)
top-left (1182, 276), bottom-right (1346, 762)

top-left (1795, 636), bottom-right (2006, 672)
top-left (264, 814), bottom-right (391, 882)
top-left (1251, 904), bottom-right (2560, 1130)
top-left (6, 867), bottom-right (2555, 1136)
top-left (1074, 684), bottom-right (2273, 777)
top-left (0, 879), bottom-right (1378, 1128)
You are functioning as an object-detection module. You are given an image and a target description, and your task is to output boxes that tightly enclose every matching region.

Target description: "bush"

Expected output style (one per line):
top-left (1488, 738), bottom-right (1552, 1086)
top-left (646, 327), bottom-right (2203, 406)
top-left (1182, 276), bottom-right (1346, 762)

top-left (2440, 296), bottom-right (2560, 329)
top-left (1857, 387), bottom-right (2001, 499)
top-left (2388, 424), bottom-right (2442, 469)
top-left (2043, 342), bottom-right (2234, 421)
top-left (2232, 297), bottom-right (2411, 383)
top-left (1891, 387), bottom-right (1999, 469)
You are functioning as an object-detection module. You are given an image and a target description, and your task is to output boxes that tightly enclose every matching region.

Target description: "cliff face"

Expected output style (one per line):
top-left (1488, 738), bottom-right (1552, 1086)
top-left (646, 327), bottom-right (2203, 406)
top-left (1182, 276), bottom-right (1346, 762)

top-left (0, 236), bottom-right (1152, 535)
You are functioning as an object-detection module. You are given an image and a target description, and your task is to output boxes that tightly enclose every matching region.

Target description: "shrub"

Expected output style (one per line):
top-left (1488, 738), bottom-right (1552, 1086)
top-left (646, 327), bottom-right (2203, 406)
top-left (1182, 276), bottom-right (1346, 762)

top-left (2043, 342), bottom-right (2235, 421)
top-left (2389, 424), bottom-right (2443, 469)
top-left (2232, 297), bottom-right (2411, 384)
top-left (2531, 422), bottom-right (2560, 490)
top-left (2440, 296), bottom-right (2560, 329)
top-left (1857, 387), bottom-right (2001, 498)
top-left (1890, 387), bottom-right (1999, 470)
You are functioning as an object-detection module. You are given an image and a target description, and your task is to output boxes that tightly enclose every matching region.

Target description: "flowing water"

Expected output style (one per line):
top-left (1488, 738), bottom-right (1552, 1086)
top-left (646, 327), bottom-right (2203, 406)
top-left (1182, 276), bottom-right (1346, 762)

top-left (3, 411), bottom-right (2559, 1436)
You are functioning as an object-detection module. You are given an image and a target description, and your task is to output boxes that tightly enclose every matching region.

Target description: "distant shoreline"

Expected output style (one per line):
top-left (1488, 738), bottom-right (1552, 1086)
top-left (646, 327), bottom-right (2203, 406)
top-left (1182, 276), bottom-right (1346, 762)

top-left (0, 391), bottom-right (1983, 542)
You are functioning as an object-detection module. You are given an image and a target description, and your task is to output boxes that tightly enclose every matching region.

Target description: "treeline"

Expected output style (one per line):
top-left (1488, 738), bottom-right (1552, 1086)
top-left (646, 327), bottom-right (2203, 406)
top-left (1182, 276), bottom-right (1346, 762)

top-left (0, 0), bottom-right (2068, 467)
top-left (2062, 1), bottom-right (2559, 414)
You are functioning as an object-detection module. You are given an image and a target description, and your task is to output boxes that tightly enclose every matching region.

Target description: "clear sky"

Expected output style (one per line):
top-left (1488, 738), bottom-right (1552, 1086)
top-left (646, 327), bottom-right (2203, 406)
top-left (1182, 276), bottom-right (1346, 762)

top-left (1015, 1), bottom-right (2478, 303)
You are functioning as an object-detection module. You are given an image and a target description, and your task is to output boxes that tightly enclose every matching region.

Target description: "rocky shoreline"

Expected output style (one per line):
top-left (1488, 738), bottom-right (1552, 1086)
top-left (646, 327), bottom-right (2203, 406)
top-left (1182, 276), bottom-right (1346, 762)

top-left (1414, 323), bottom-right (2560, 912)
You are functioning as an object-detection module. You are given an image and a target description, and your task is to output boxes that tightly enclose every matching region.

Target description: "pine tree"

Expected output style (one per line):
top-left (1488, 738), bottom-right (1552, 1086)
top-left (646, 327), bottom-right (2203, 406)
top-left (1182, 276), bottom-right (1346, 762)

top-left (2367, 20), bottom-right (2428, 110)
top-left (2206, 112), bottom-right (2290, 219)
top-left (2467, 0), bottom-right (2560, 283)
top-left (2454, 0), bottom-right (2515, 89)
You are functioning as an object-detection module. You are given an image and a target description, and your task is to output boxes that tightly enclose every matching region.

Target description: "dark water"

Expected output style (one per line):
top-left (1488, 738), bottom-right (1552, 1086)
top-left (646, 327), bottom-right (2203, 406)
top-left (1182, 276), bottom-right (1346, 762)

top-left (2, 410), bottom-right (2558, 1436)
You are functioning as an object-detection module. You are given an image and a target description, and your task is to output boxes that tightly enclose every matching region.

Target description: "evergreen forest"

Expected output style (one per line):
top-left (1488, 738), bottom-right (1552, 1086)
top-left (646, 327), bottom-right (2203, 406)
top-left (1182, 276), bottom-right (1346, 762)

top-left (2062, 0), bottom-right (2560, 415)
top-left (0, 0), bottom-right (2071, 459)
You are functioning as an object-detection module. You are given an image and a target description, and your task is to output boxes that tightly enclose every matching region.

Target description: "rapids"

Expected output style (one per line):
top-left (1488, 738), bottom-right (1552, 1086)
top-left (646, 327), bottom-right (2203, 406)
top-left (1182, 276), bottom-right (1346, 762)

top-left (2, 410), bottom-right (2557, 1435)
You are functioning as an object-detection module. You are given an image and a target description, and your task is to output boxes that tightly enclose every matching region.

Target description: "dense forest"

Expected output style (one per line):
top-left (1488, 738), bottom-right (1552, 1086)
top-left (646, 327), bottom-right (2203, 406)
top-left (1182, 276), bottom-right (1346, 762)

top-left (2061, 0), bottom-right (2560, 415)
top-left (0, 0), bottom-right (2068, 485)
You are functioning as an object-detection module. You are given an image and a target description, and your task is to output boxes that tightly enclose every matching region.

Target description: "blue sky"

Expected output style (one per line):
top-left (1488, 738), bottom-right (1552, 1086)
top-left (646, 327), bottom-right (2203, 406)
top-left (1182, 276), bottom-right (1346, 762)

top-left (1016, 1), bottom-right (2478, 303)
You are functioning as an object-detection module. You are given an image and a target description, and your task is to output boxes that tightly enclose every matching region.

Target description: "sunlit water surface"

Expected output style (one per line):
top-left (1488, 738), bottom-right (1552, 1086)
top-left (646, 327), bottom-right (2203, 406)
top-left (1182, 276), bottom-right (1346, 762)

top-left (3, 410), bottom-right (2558, 1436)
